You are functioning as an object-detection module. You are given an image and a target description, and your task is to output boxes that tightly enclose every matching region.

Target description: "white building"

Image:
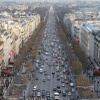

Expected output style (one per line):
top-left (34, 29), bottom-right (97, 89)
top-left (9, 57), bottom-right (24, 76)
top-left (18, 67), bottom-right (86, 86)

top-left (80, 23), bottom-right (100, 67)
top-left (63, 11), bottom-right (100, 41)
top-left (94, 31), bottom-right (100, 67)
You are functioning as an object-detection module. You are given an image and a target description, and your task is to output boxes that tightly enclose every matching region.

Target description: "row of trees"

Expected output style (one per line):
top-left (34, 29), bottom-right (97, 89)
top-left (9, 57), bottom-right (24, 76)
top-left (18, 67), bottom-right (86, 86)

top-left (72, 40), bottom-right (90, 71)
top-left (55, 17), bottom-right (82, 76)
top-left (14, 15), bottom-right (48, 73)
top-left (76, 76), bottom-right (97, 99)
top-left (55, 9), bottom-right (97, 99)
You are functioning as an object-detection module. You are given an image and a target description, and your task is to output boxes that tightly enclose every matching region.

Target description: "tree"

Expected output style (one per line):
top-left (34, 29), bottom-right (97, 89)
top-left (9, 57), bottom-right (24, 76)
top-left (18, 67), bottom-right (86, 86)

top-left (71, 61), bottom-right (82, 75)
top-left (72, 40), bottom-right (90, 70)
top-left (76, 76), bottom-right (97, 99)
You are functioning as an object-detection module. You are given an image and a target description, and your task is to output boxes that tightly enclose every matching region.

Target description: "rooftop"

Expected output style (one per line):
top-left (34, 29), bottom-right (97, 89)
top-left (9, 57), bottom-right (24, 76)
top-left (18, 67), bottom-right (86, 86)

top-left (83, 23), bottom-right (100, 33)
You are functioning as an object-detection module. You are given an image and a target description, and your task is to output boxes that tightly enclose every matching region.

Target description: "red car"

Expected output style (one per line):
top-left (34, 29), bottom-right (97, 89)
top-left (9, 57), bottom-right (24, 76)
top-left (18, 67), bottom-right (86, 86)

top-left (93, 68), bottom-right (100, 76)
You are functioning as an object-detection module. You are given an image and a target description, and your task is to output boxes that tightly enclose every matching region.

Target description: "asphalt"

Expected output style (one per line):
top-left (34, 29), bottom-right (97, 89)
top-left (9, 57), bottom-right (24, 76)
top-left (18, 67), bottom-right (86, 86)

top-left (28, 7), bottom-right (78, 100)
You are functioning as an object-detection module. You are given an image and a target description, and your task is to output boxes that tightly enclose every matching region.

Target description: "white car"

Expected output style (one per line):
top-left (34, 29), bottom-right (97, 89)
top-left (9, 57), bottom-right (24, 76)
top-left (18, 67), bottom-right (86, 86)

top-left (41, 65), bottom-right (44, 68)
top-left (36, 59), bottom-right (39, 63)
top-left (47, 76), bottom-right (51, 80)
top-left (62, 83), bottom-right (65, 87)
top-left (33, 85), bottom-right (37, 91)
top-left (54, 92), bottom-right (60, 100)
top-left (66, 65), bottom-right (68, 68)
top-left (37, 92), bottom-right (41, 97)
top-left (45, 52), bottom-right (49, 55)
top-left (70, 83), bottom-right (74, 87)
top-left (68, 92), bottom-right (71, 96)
top-left (39, 68), bottom-right (43, 73)
top-left (60, 75), bottom-right (64, 78)
top-left (72, 88), bottom-right (75, 92)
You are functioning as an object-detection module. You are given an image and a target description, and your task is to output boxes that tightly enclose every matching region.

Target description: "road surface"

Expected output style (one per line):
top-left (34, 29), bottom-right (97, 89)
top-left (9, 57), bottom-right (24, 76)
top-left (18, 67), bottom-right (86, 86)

top-left (28, 7), bottom-right (78, 100)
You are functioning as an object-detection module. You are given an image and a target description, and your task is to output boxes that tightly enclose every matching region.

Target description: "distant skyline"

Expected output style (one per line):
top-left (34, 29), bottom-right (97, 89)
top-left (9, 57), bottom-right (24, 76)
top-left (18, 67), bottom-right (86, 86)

top-left (1, 0), bottom-right (100, 2)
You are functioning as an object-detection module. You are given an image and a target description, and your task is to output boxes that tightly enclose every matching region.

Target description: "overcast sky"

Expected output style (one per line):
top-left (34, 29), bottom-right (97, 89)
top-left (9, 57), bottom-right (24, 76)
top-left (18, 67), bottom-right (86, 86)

top-left (1, 0), bottom-right (99, 2)
top-left (1, 0), bottom-right (99, 3)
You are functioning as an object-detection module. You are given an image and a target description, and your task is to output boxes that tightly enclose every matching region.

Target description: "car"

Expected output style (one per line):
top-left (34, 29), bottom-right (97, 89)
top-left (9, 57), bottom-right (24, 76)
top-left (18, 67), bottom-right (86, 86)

top-left (69, 78), bottom-right (72, 82)
top-left (37, 89), bottom-right (41, 92)
top-left (62, 90), bottom-right (66, 96)
top-left (47, 97), bottom-right (52, 100)
top-left (32, 73), bottom-right (35, 77)
top-left (57, 89), bottom-right (61, 94)
top-left (41, 65), bottom-right (44, 68)
top-left (65, 65), bottom-right (68, 68)
top-left (33, 85), bottom-right (37, 91)
top-left (67, 72), bottom-right (70, 75)
top-left (45, 52), bottom-right (49, 56)
top-left (68, 92), bottom-right (71, 96)
top-left (70, 97), bottom-right (74, 100)
top-left (70, 83), bottom-right (74, 87)
top-left (42, 90), bottom-right (46, 97)
top-left (39, 68), bottom-right (43, 73)
top-left (53, 87), bottom-right (56, 91)
top-left (44, 71), bottom-right (47, 75)
top-left (32, 91), bottom-right (36, 97)
top-left (47, 76), bottom-right (51, 80)
top-left (65, 88), bottom-right (69, 92)
top-left (37, 89), bottom-right (41, 97)
top-left (36, 59), bottom-right (39, 63)
top-left (65, 80), bottom-right (68, 84)
top-left (46, 91), bottom-right (50, 97)
top-left (38, 51), bottom-right (41, 55)
top-left (36, 77), bottom-right (39, 80)
top-left (43, 78), bottom-right (46, 82)
top-left (37, 92), bottom-right (41, 97)
top-left (57, 86), bottom-right (60, 89)
top-left (57, 77), bottom-right (60, 81)
top-left (60, 75), bottom-right (64, 78)
top-left (63, 69), bottom-right (66, 73)
top-left (54, 92), bottom-right (60, 100)
top-left (61, 80), bottom-right (64, 83)
top-left (56, 74), bottom-right (59, 77)
top-left (62, 83), bottom-right (65, 87)
top-left (72, 88), bottom-right (75, 92)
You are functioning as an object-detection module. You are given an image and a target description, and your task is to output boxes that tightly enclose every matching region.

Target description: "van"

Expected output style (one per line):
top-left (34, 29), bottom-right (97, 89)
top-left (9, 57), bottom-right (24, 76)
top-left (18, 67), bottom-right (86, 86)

top-left (54, 92), bottom-right (60, 100)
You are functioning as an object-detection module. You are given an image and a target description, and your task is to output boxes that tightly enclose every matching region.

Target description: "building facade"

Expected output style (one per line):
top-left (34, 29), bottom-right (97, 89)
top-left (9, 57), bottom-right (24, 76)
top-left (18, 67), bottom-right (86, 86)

top-left (94, 32), bottom-right (100, 67)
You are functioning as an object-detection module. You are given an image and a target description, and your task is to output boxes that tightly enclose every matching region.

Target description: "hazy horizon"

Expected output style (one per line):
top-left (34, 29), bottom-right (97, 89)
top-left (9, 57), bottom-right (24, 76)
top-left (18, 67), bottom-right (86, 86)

top-left (1, 0), bottom-right (100, 3)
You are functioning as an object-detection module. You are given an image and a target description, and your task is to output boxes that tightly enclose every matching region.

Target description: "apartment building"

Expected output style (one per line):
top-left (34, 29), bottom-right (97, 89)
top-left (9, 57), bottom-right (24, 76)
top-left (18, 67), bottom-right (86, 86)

top-left (94, 32), bottom-right (100, 67)
top-left (80, 23), bottom-right (100, 67)
top-left (0, 13), bottom-right (40, 66)
top-left (63, 11), bottom-right (100, 41)
top-left (1, 30), bottom-right (13, 65)
top-left (0, 40), bottom-right (4, 65)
